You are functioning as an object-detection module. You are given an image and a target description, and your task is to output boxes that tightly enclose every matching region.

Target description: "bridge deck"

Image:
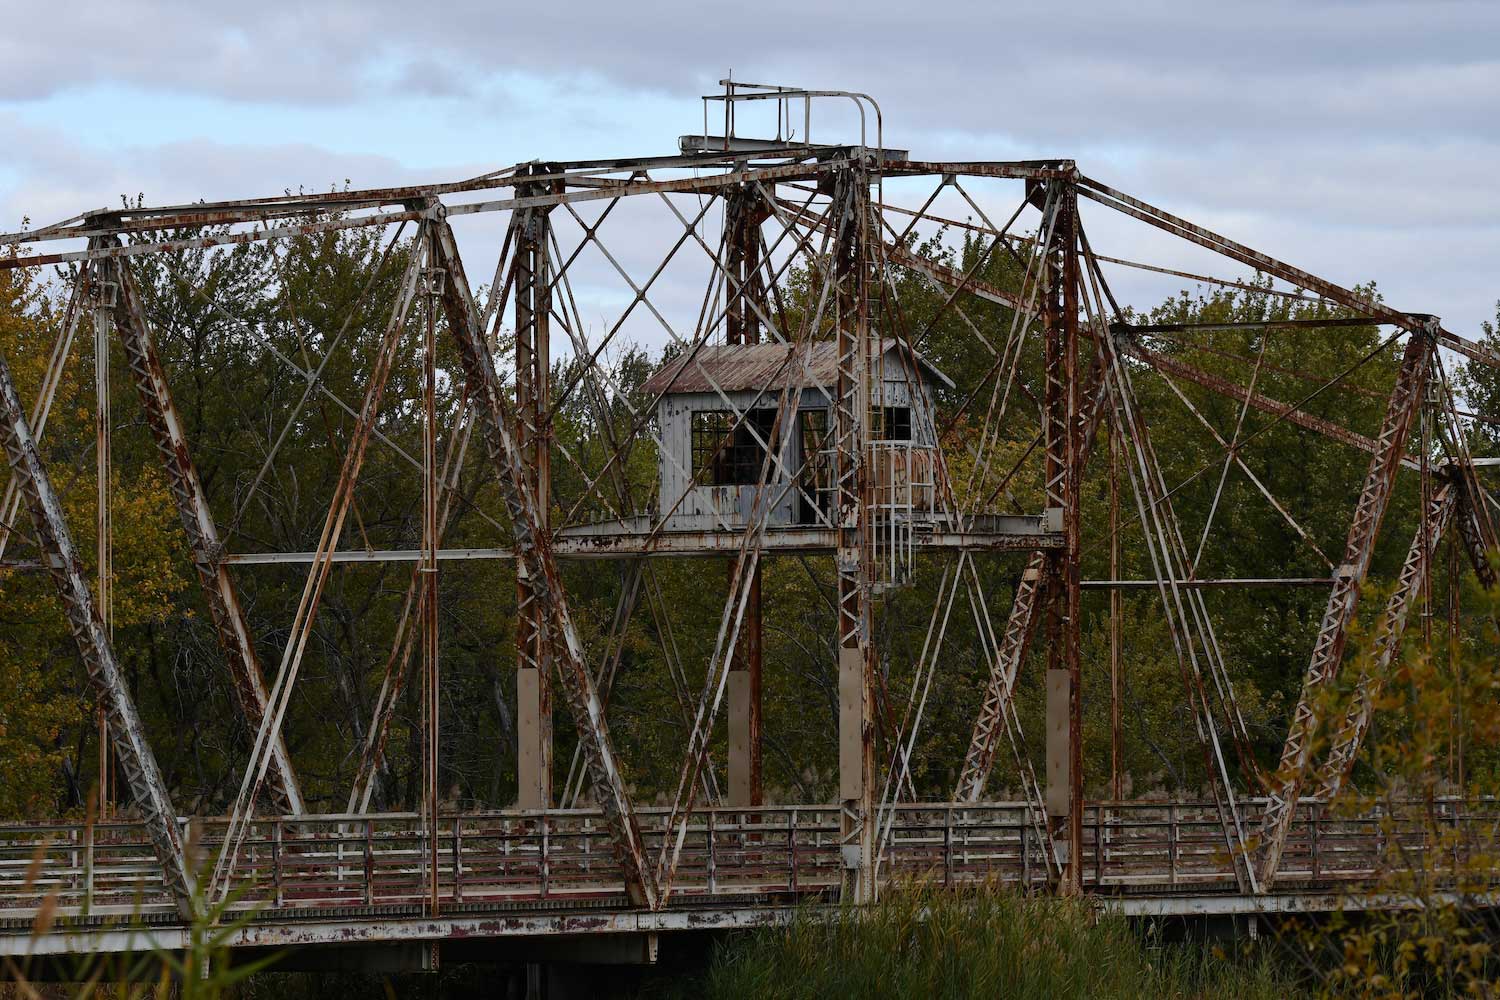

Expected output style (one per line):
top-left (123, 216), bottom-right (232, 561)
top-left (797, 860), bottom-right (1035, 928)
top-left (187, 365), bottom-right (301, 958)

top-left (2, 799), bottom-right (1487, 956)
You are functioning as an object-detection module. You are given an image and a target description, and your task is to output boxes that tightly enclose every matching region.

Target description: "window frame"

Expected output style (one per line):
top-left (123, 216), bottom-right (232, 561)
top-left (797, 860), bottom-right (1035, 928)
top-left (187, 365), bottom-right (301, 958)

top-left (691, 408), bottom-right (777, 486)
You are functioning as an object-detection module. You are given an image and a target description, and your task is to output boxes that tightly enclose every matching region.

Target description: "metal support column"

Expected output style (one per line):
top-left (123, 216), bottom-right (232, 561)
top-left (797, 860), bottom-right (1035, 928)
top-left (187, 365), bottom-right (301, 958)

top-left (0, 350), bottom-right (193, 916)
top-left (513, 178), bottom-right (554, 810)
top-left (832, 166), bottom-right (876, 902)
top-left (1041, 181), bottom-right (1083, 893)
top-left (726, 183), bottom-right (768, 808)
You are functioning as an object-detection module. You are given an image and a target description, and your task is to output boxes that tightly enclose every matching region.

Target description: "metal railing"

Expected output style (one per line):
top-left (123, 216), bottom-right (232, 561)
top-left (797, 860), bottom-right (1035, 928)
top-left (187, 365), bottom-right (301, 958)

top-left (3, 799), bottom-right (1495, 921)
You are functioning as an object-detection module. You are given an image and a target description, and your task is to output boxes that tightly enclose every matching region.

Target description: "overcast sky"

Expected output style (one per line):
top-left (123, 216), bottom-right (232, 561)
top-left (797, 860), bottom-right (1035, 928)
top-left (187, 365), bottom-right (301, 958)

top-left (4, 0), bottom-right (1497, 340)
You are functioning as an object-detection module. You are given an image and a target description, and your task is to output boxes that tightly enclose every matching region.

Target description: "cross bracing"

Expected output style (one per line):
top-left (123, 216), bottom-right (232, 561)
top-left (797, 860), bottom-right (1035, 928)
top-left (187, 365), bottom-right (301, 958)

top-left (1, 83), bottom-right (1497, 949)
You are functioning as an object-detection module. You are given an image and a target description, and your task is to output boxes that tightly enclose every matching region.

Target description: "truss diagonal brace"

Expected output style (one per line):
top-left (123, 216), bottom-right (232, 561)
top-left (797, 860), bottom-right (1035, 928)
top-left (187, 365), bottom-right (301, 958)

top-left (1453, 482), bottom-right (1499, 590)
top-left (0, 350), bottom-right (194, 916)
top-left (429, 216), bottom-right (656, 910)
top-left (954, 552), bottom-right (1044, 803)
top-left (1316, 480), bottom-right (1455, 800)
top-left (104, 245), bottom-right (304, 816)
top-left (1258, 327), bottom-right (1432, 888)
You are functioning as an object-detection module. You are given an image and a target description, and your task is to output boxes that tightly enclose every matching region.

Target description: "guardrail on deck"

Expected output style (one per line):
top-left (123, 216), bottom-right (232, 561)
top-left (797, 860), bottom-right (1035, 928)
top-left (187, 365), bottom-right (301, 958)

top-left (3, 799), bottom-right (1493, 921)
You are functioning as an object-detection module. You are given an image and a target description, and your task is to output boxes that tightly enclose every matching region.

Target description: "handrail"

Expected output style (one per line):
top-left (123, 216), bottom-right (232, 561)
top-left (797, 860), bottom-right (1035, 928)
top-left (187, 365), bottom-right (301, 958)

top-left (4, 798), bottom-right (1497, 925)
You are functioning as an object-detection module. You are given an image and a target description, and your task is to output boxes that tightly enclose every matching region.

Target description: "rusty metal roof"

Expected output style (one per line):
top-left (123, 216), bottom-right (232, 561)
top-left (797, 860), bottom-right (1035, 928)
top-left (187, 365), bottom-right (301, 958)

top-left (641, 339), bottom-right (953, 397)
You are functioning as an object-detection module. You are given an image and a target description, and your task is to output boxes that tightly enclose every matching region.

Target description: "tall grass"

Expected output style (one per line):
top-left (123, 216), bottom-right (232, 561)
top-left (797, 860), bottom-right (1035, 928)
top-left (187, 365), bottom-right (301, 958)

top-left (4, 820), bottom-right (277, 999)
top-left (663, 887), bottom-right (1299, 1000)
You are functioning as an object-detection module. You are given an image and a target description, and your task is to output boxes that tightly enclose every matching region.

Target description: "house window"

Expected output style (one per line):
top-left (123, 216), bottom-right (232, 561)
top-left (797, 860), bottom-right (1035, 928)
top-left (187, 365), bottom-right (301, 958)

top-left (797, 409), bottom-right (832, 524)
top-left (874, 406), bottom-right (912, 442)
top-left (692, 409), bottom-right (777, 485)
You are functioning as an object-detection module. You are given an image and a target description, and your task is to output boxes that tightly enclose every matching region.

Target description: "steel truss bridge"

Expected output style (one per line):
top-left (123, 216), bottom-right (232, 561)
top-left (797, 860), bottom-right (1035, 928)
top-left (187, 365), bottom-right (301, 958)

top-left (1, 81), bottom-right (1498, 967)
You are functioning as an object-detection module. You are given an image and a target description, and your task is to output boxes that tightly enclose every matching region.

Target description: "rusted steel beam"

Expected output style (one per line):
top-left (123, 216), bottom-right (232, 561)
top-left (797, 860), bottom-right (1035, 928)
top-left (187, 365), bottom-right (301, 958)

top-left (1454, 483), bottom-right (1500, 590)
top-left (831, 167), bottom-right (877, 903)
top-left (1126, 318), bottom-right (1379, 335)
top-left (884, 243), bottom-right (1028, 313)
top-left (430, 215), bottom-right (657, 910)
top-left (885, 160), bottom-right (1077, 181)
top-left (1123, 341), bottom-right (1383, 457)
top-left (1081, 577), bottom-right (1333, 589)
top-left (1316, 480), bottom-right (1455, 800)
top-left (954, 551), bottom-right (1044, 804)
top-left (2, 210), bottom-right (428, 272)
top-left (220, 522), bottom-right (1061, 564)
top-left (1, 164), bottom-right (836, 272)
top-left (1076, 178), bottom-right (1423, 334)
top-left (1438, 331), bottom-right (1500, 372)
top-left (512, 178), bottom-right (555, 811)
top-left (446, 163), bottom-right (834, 220)
top-left (105, 244), bottom-right (304, 816)
top-left (1080, 179), bottom-right (1489, 384)
top-left (724, 184), bottom-right (772, 348)
top-left (0, 350), bottom-right (194, 916)
top-left (1258, 327), bottom-right (1432, 888)
top-left (1037, 182), bottom-right (1084, 894)
top-left (1038, 185), bottom-right (1070, 880)
top-left (724, 183), bottom-right (768, 809)
top-left (3, 154), bottom-right (1069, 252)
top-left (0, 151), bottom-right (823, 246)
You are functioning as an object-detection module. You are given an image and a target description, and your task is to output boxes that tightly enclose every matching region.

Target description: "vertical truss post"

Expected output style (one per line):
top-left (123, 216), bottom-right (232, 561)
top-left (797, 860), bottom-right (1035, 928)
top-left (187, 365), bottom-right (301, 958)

top-left (1316, 479), bottom-right (1456, 800)
top-left (103, 242), bottom-right (305, 816)
top-left (431, 215), bottom-right (657, 909)
top-left (0, 350), bottom-right (193, 917)
top-left (725, 181), bottom-right (770, 347)
top-left (1040, 179), bottom-right (1083, 893)
top-left (832, 165), bottom-right (877, 903)
top-left (1259, 324), bottom-right (1433, 887)
top-left (513, 172), bottom-right (554, 810)
top-left (726, 183), bottom-right (768, 808)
